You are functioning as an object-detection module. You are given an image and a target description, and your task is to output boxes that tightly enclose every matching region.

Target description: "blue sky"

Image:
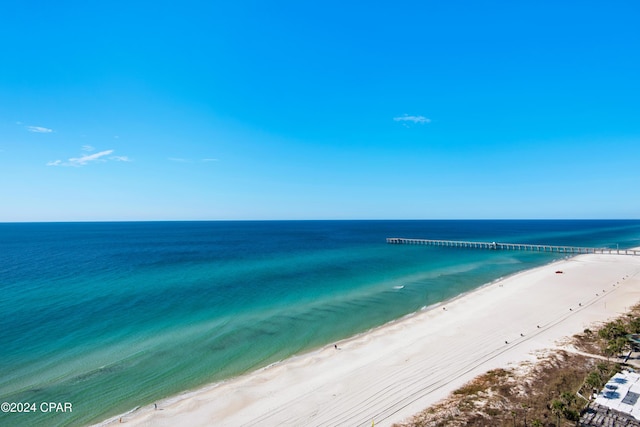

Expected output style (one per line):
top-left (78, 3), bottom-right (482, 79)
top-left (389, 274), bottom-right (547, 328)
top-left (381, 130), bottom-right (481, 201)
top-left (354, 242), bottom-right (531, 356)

top-left (1, 1), bottom-right (639, 221)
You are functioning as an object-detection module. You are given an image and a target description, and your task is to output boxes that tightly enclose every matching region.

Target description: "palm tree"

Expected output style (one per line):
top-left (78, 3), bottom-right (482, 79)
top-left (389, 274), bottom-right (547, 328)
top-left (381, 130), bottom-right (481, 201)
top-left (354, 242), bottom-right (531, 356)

top-left (585, 371), bottom-right (602, 396)
top-left (560, 391), bottom-right (576, 406)
top-left (551, 399), bottom-right (565, 426)
top-left (596, 362), bottom-right (609, 376)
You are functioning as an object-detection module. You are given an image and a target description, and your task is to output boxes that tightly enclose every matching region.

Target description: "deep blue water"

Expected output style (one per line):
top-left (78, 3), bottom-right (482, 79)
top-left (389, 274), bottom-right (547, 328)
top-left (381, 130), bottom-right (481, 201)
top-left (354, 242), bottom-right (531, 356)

top-left (1, 220), bottom-right (639, 426)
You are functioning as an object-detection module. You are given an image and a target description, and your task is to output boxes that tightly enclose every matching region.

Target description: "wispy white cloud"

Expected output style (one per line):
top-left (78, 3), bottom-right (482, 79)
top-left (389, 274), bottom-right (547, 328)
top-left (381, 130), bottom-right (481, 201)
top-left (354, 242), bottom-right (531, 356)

top-left (111, 155), bottom-right (131, 162)
top-left (47, 149), bottom-right (130, 167)
top-left (67, 150), bottom-right (113, 166)
top-left (168, 157), bottom-right (190, 163)
top-left (82, 145), bottom-right (95, 152)
top-left (393, 115), bottom-right (431, 125)
top-left (27, 125), bottom-right (54, 133)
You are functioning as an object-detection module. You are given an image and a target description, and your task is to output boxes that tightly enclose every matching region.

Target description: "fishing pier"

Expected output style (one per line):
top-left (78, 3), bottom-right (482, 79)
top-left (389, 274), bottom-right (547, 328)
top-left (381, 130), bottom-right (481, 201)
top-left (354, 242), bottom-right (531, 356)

top-left (386, 238), bottom-right (640, 256)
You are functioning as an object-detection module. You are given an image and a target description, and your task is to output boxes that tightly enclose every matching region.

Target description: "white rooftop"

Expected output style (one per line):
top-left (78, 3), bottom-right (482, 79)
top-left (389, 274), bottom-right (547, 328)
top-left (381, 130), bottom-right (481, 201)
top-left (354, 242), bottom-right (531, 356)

top-left (595, 370), bottom-right (640, 420)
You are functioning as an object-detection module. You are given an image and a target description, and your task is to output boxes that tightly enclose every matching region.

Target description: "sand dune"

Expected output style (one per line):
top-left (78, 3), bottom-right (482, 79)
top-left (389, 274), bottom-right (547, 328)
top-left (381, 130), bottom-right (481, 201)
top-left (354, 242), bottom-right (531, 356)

top-left (102, 253), bottom-right (640, 427)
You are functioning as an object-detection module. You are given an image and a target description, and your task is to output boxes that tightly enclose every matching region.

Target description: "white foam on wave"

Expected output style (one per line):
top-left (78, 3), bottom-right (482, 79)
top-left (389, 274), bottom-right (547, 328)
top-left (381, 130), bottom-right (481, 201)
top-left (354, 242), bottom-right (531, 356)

top-left (392, 285), bottom-right (405, 290)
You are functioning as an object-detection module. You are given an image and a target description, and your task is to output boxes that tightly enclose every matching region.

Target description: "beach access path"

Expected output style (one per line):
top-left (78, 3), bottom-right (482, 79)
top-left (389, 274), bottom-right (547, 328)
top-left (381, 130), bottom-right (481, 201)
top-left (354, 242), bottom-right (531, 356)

top-left (101, 252), bottom-right (640, 427)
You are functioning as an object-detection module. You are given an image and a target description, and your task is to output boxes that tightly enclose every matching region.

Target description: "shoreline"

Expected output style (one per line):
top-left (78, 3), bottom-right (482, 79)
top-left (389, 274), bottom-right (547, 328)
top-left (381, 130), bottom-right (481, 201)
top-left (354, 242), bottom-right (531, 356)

top-left (93, 259), bottom-right (549, 425)
top-left (97, 252), bottom-right (640, 427)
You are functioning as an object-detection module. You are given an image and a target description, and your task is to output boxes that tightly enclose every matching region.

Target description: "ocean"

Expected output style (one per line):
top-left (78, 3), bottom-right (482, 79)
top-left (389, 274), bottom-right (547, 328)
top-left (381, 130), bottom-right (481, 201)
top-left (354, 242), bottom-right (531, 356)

top-left (1, 220), bottom-right (640, 426)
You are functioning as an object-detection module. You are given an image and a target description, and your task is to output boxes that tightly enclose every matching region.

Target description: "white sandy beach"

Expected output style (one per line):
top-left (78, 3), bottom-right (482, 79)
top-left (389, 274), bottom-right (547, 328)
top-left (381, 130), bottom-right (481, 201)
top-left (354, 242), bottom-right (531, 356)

top-left (102, 252), bottom-right (640, 427)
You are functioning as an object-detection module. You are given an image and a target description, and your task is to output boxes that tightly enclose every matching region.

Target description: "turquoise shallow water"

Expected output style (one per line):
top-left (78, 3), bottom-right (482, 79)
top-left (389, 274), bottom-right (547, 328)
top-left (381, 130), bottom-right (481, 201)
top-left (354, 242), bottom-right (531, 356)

top-left (1, 220), bottom-right (640, 426)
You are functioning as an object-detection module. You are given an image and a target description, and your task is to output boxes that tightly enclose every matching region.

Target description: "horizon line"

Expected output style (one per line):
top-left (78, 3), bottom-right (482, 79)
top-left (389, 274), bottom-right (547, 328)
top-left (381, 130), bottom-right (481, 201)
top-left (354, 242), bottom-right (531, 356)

top-left (1, 218), bottom-right (639, 224)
